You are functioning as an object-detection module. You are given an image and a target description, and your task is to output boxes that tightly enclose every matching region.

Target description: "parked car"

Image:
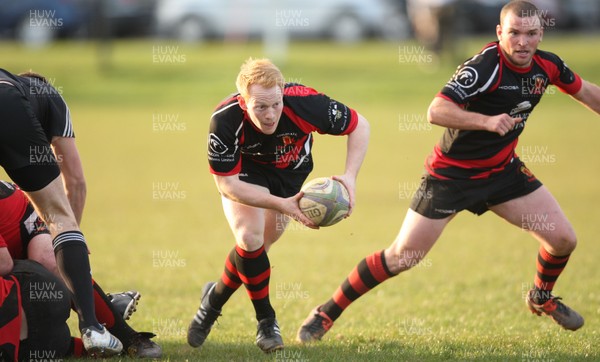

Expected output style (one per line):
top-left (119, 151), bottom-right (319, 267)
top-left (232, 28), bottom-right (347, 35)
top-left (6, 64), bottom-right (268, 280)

top-left (78, 0), bottom-right (157, 37)
top-left (154, 0), bottom-right (410, 43)
top-left (0, 0), bottom-right (88, 45)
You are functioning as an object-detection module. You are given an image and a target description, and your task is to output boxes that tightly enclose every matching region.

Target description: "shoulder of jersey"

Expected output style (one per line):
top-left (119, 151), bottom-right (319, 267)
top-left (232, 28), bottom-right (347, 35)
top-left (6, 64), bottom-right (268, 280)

top-left (212, 94), bottom-right (243, 119)
top-left (283, 82), bottom-right (320, 98)
top-left (462, 42), bottom-right (500, 70)
top-left (533, 48), bottom-right (561, 64)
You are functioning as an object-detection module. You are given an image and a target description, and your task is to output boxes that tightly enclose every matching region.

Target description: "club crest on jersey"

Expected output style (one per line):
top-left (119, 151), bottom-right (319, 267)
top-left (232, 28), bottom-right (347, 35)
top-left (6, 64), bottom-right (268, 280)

top-left (282, 135), bottom-right (295, 146)
top-left (454, 66), bottom-right (478, 88)
top-left (208, 133), bottom-right (228, 154)
top-left (523, 74), bottom-right (548, 95)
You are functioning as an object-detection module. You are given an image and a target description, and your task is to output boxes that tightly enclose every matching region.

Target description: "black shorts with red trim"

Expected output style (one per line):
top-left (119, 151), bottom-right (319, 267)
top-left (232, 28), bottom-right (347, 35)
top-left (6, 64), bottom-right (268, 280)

top-left (239, 159), bottom-right (311, 198)
top-left (0, 84), bottom-right (60, 192)
top-left (410, 158), bottom-right (542, 219)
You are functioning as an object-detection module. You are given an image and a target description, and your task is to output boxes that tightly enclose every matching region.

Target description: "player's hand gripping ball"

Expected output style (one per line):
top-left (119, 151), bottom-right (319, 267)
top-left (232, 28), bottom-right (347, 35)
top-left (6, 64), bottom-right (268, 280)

top-left (299, 177), bottom-right (350, 227)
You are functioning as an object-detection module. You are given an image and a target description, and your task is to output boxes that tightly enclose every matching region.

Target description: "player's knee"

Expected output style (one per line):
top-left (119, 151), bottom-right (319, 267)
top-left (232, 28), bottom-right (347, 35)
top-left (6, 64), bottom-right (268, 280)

top-left (234, 229), bottom-right (264, 251)
top-left (556, 231), bottom-right (577, 255)
top-left (386, 247), bottom-right (426, 274)
top-left (30, 253), bottom-right (58, 275)
top-left (544, 229), bottom-right (577, 256)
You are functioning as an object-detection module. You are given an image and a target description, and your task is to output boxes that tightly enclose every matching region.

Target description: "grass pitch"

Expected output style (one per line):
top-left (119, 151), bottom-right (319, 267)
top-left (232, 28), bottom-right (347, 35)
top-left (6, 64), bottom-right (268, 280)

top-left (1, 34), bottom-right (600, 361)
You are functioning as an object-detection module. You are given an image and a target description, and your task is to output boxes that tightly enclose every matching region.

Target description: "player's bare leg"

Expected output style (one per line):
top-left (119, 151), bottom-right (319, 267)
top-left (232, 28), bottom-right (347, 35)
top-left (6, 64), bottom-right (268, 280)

top-left (263, 209), bottom-right (289, 252)
top-left (27, 234), bottom-right (58, 275)
top-left (385, 209), bottom-right (454, 273)
top-left (490, 186), bottom-right (583, 330)
top-left (26, 176), bottom-right (122, 355)
top-left (298, 209), bottom-right (454, 343)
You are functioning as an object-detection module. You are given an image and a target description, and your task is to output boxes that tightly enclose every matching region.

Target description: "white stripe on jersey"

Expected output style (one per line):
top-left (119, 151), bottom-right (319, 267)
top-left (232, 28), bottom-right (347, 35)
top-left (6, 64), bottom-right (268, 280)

top-left (211, 101), bottom-right (239, 118)
top-left (462, 45), bottom-right (499, 98)
top-left (233, 119), bottom-right (243, 154)
top-left (0, 80), bottom-right (15, 86)
top-left (62, 101), bottom-right (74, 137)
top-left (293, 133), bottom-right (311, 170)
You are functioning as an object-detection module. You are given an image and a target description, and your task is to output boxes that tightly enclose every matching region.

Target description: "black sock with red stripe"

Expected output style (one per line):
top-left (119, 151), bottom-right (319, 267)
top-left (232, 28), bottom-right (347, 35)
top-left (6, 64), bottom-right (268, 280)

top-left (209, 247), bottom-right (243, 309)
top-left (91, 280), bottom-right (137, 347)
top-left (532, 247), bottom-right (570, 304)
top-left (235, 245), bottom-right (275, 321)
top-left (321, 250), bottom-right (394, 321)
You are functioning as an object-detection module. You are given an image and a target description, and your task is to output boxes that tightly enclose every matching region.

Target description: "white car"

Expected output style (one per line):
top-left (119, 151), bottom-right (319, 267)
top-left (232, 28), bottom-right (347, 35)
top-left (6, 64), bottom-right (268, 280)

top-left (154, 0), bottom-right (409, 43)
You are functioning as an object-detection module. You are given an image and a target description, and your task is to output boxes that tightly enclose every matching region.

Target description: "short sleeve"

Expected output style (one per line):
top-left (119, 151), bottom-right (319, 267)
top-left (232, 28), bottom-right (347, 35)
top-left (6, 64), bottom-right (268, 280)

top-left (207, 99), bottom-right (244, 176)
top-left (439, 44), bottom-right (500, 105)
top-left (284, 85), bottom-right (358, 135)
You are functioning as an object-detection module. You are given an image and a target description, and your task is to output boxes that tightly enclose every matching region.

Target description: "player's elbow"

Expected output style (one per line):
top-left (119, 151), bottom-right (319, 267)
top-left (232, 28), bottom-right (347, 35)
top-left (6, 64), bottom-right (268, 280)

top-left (214, 175), bottom-right (237, 199)
top-left (427, 103), bottom-right (440, 125)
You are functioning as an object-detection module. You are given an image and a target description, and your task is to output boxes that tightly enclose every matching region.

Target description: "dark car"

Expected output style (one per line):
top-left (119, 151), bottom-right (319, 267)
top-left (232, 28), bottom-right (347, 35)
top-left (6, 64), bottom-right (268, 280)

top-left (79, 0), bottom-right (157, 38)
top-left (0, 0), bottom-right (88, 45)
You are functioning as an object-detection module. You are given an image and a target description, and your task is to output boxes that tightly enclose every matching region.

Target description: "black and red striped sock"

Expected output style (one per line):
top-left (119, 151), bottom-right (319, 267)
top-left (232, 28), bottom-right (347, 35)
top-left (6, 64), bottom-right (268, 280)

top-left (91, 280), bottom-right (136, 347)
top-left (533, 247), bottom-right (570, 304)
top-left (209, 247), bottom-right (243, 309)
top-left (321, 250), bottom-right (394, 321)
top-left (235, 245), bottom-right (275, 321)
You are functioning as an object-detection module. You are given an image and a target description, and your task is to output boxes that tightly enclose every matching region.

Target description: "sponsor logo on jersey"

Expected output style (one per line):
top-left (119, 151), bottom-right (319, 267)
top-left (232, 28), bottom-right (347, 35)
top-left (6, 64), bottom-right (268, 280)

top-left (509, 101), bottom-right (532, 116)
top-left (330, 103), bottom-right (343, 122)
top-left (499, 85), bottom-right (520, 90)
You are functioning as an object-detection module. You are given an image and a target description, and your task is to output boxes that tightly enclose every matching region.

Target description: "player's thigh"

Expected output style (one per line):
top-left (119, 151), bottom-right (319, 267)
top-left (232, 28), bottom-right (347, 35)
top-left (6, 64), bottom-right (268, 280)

top-left (489, 185), bottom-right (576, 255)
top-left (24, 176), bottom-right (79, 237)
top-left (27, 233), bottom-right (58, 276)
top-left (386, 208), bottom-right (454, 273)
top-left (263, 210), bottom-right (289, 251)
top-left (221, 187), bottom-right (270, 251)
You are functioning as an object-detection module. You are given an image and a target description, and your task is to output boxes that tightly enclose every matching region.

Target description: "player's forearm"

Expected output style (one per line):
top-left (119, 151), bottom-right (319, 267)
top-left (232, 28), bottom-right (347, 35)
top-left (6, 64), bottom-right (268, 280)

top-left (428, 97), bottom-right (489, 131)
top-left (573, 80), bottom-right (600, 115)
top-left (214, 175), bottom-right (284, 211)
top-left (344, 114), bottom-right (370, 179)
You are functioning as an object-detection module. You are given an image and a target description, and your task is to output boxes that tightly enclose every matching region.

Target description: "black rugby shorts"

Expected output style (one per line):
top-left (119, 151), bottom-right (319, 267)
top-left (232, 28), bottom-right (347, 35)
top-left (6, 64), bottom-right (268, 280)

top-left (410, 158), bottom-right (543, 219)
top-left (239, 160), bottom-right (311, 198)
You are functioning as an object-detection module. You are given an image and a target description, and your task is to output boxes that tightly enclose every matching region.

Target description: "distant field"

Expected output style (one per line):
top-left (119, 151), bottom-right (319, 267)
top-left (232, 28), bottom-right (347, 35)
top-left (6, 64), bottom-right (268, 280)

top-left (1, 34), bottom-right (600, 361)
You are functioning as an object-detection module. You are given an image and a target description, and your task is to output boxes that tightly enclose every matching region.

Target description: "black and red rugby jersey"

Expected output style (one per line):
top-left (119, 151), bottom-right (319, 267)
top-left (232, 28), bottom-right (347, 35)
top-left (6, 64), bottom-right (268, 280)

top-left (208, 83), bottom-right (358, 176)
top-left (428, 41), bottom-right (582, 180)
top-left (0, 182), bottom-right (31, 259)
top-left (0, 274), bottom-right (21, 362)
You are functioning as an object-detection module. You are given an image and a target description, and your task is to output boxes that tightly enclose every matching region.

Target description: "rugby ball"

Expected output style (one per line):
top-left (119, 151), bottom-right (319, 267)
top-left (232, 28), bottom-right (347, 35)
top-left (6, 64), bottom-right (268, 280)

top-left (299, 177), bottom-right (350, 227)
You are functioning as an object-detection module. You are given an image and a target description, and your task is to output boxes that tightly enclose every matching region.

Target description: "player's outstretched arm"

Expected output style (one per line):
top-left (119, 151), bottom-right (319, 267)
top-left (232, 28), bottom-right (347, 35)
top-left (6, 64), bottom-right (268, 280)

top-left (571, 79), bottom-right (600, 115)
top-left (51, 137), bottom-right (87, 226)
top-left (428, 97), bottom-right (522, 136)
top-left (333, 113), bottom-right (369, 215)
top-left (213, 174), bottom-right (317, 228)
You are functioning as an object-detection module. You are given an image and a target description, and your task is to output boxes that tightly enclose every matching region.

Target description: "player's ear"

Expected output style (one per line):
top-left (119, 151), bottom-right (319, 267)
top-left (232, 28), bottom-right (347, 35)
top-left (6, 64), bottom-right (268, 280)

top-left (237, 95), bottom-right (247, 110)
top-left (496, 24), bottom-right (502, 41)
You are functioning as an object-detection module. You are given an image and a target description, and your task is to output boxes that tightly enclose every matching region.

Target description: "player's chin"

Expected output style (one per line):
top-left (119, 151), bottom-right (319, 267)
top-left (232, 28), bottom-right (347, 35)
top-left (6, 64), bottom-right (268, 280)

top-left (259, 121), bottom-right (278, 134)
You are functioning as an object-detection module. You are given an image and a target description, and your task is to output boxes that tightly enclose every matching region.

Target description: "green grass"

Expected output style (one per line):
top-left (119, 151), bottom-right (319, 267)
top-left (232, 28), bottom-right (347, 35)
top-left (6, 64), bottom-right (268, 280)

top-left (2, 34), bottom-right (600, 361)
